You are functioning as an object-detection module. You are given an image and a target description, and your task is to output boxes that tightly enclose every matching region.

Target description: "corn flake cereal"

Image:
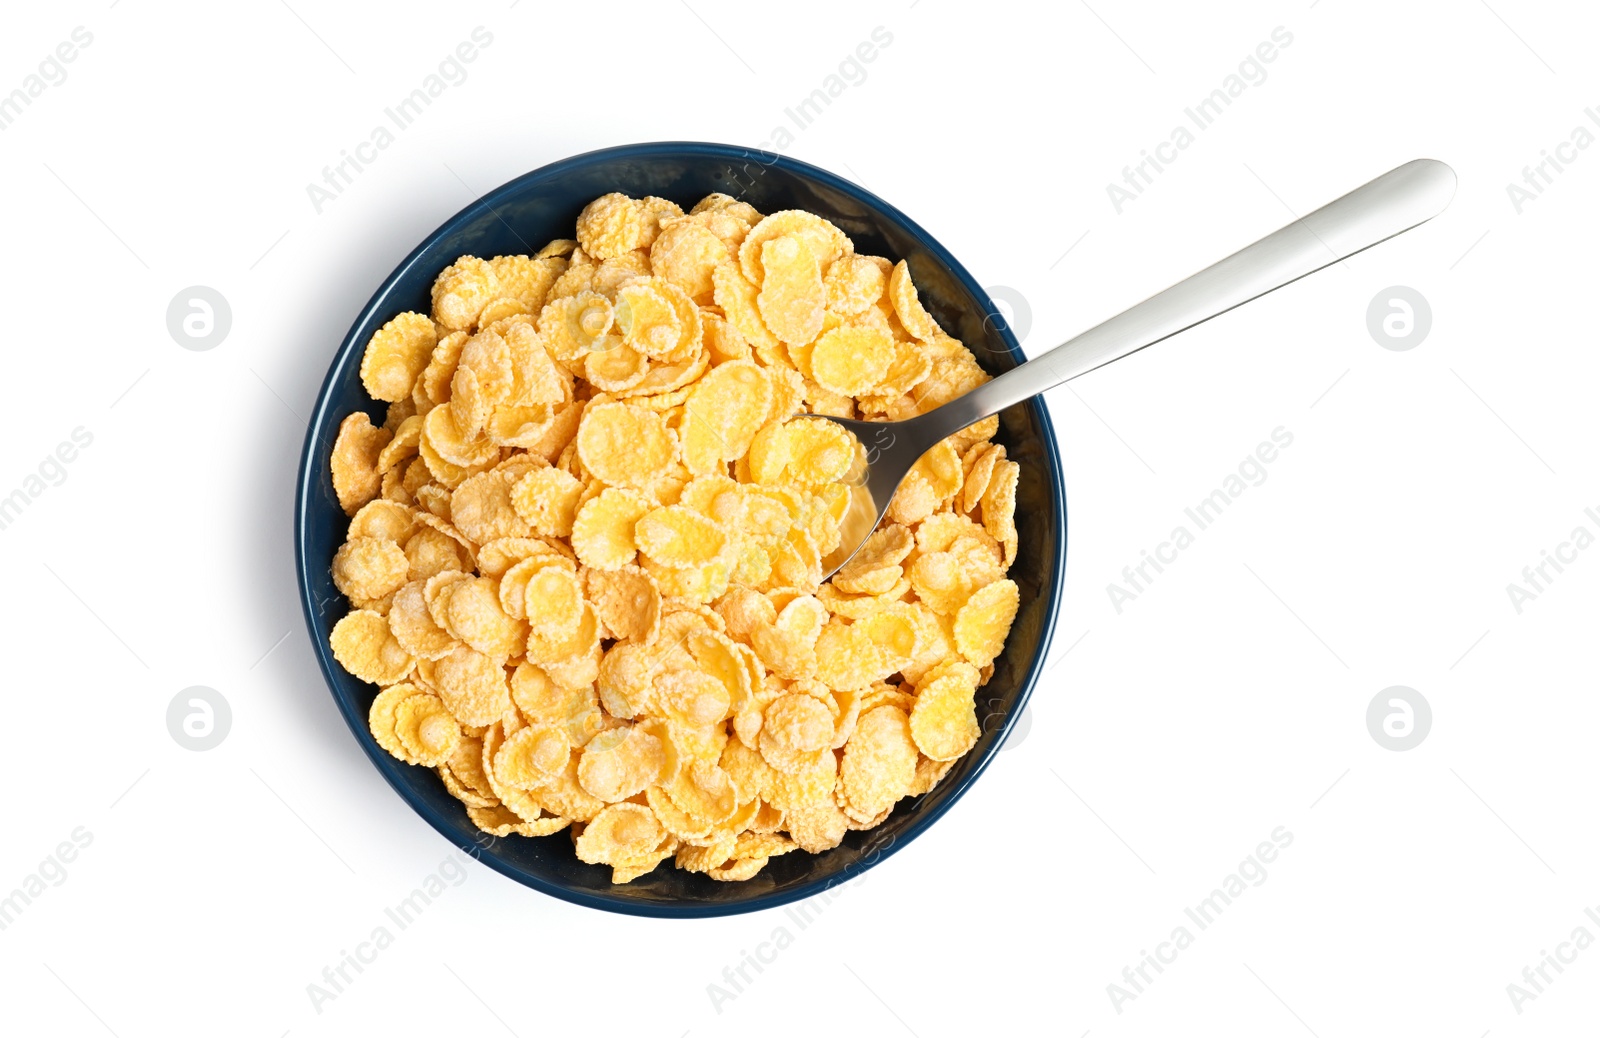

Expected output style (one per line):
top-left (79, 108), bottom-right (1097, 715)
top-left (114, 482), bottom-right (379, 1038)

top-left (369, 682), bottom-right (422, 761)
top-left (360, 313), bottom-right (438, 403)
top-left (432, 644), bottom-right (511, 726)
top-left (575, 401), bottom-right (676, 489)
top-left (636, 505), bottom-right (726, 569)
top-left (576, 726), bottom-right (665, 801)
top-left (614, 281), bottom-right (682, 359)
top-left (571, 487), bottom-right (652, 570)
top-left (784, 418), bottom-right (856, 485)
top-left (332, 537), bottom-right (409, 601)
top-left (840, 705), bottom-right (918, 820)
top-left (954, 578), bottom-right (1019, 668)
top-left (388, 580), bottom-right (457, 660)
top-left (510, 467), bottom-right (583, 537)
top-left (432, 256), bottom-right (499, 331)
top-left (739, 209), bottom-right (849, 284)
top-left (494, 724), bottom-right (570, 789)
top-left (326, 191), bottom-right (1026, 883)
top-left (393, 691), bottom-right (462, 767)
top-left (331, 413), bottom-right (392, 516)
top-left (756, 235), bottom-right (825, 346)
top-left (681, 360), bottom-right (772, 474)
top-left (584, 565), bottom-right (662, 642)
top-left (888, 259), bottom-right (941, 343)
top-left (576, 193), bottom-right (645, 260)
top-left (331, 609), bottom-right (415, 685)
top-left (443, 576), bottom-right (527, 659)
top-left (824, 254), bottom-right (889, 315)
top-left (575, 802), bottom-right (664, 865)
top-left (810, 325), bottom-right (896, 397)
top-left (908, 664), bottom-right (980, 762)
top-left (650, 217), bottom-right (729, 304)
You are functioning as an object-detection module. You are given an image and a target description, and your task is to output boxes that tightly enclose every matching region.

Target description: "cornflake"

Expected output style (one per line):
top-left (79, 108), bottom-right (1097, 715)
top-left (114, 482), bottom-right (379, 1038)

top-left (327, 191), bottom-right (1026, 881)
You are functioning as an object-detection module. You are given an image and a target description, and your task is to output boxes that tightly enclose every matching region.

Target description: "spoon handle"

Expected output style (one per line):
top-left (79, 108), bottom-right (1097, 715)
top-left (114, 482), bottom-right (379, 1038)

top-left (919, 158), bottom-right (1456, 442)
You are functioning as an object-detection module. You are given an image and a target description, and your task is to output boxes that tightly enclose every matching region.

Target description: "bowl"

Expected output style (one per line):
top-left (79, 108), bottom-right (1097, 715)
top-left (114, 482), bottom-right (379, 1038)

top-left (294, 141), bottom-right (1066, 917)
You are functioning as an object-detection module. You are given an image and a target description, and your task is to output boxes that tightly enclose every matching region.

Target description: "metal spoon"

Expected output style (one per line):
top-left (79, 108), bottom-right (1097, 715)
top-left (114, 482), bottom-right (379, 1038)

top-left (811, 158), bottom-right (1457, 578)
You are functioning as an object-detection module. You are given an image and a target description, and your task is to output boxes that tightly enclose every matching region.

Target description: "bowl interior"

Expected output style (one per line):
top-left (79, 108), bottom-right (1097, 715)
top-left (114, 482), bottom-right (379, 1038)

top-left (295, 142), bottom-right (1066, 917)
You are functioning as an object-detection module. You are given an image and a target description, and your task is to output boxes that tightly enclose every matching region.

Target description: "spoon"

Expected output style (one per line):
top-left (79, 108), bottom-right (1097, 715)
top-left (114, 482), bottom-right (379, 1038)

top-left (812, 157), bottom-right (1457, 578)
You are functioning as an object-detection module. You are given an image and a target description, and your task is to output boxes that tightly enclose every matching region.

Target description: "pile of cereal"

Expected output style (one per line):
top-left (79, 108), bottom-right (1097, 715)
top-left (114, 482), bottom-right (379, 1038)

top-left (327, 191), bottom-right (1021, 883)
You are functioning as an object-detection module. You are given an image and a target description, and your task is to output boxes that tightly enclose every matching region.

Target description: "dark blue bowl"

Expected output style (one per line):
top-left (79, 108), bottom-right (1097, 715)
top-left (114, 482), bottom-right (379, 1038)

top-left (294, 142), bottom-right (1067, 917)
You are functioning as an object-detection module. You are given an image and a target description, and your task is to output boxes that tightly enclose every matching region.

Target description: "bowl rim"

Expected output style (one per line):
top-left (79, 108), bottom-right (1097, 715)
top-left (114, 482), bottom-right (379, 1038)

top-left (294, 141), bottom-right (1067, 917)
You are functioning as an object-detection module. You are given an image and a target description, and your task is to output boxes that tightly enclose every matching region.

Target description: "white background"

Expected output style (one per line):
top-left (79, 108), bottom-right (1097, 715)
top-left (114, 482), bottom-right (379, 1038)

top-left (1, 1), bottom-right (1595, 1035)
